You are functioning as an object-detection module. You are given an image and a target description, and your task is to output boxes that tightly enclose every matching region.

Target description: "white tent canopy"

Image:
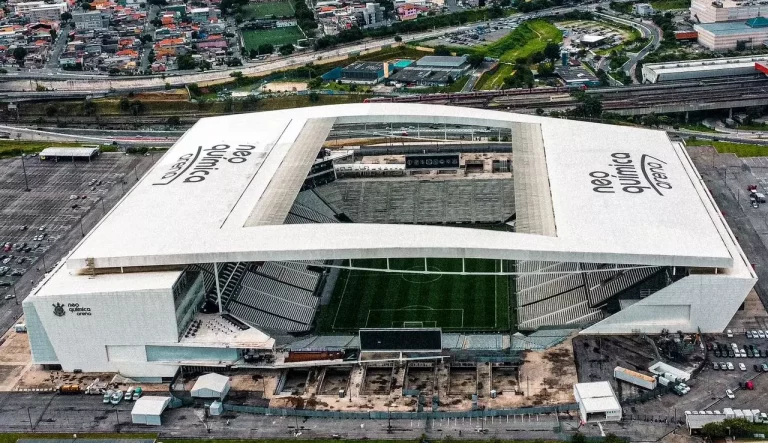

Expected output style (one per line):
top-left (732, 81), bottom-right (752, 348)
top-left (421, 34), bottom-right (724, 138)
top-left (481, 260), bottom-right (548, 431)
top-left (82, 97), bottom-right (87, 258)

top-left (131, 396), bottom-right (171, 425)
top-left (191, 373), bottom-right (231, 399)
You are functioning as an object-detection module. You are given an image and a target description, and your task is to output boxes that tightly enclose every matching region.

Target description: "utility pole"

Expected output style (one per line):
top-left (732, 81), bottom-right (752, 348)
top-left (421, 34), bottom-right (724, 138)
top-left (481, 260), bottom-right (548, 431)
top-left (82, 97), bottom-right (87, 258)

top-left (27, 407), bottom-right (33, 430)
top-left (20, 154), bottom-right (30, 191)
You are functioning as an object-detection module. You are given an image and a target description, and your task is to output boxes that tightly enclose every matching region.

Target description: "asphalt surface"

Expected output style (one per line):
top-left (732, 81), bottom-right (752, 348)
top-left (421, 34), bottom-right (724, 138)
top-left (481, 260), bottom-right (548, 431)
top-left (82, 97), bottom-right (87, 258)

top-left (0, 392), bottom-right (677, 441)
top-left (688, 146), bottom-right (768, 311)
top-left (0, 153), bottom-right (158, 339)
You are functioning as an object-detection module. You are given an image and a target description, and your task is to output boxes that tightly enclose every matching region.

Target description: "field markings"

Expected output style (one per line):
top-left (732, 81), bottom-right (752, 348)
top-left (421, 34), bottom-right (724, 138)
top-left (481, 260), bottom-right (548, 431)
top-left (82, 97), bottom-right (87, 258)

top-left (365, 307), bottom-right (465, 328)
top-left (331, 269), bottom-right (353, 331)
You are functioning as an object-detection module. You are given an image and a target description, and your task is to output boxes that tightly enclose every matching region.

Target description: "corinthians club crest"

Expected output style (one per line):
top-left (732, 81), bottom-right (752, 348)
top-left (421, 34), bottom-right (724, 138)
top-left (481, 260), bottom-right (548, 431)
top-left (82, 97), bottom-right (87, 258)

top-left (52, 303), bottom-right (65, 317)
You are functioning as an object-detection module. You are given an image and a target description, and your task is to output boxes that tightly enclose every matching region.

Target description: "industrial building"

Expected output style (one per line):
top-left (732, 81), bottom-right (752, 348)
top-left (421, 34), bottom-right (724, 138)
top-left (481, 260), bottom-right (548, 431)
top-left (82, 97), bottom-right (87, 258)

top-left (554, 64), bottom-right (600, 87)
top-left (633, 3), bottom-right (654, 15)
top-left (339, 61), bottom-right (386, 84)
top-left (641, 54), bottom-right (768, 82)
top-left (694, 17), bottom-right (768, 50)
top-left (39, 146), bottom-right (101, 162)
top-left (389, 55), bottom-right (471, 86)
top-left (690, 0), bottom-right (768, 23)
top-left (573, 382), bottom-right (622, 423)
top-left (21, 103), bottom-right (756, 379)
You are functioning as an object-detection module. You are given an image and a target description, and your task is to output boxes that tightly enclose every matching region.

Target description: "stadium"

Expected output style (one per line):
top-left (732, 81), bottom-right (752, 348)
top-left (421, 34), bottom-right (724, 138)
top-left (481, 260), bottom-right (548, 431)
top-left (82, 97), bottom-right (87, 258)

top-left (22, 103), bottom-right (755, 380)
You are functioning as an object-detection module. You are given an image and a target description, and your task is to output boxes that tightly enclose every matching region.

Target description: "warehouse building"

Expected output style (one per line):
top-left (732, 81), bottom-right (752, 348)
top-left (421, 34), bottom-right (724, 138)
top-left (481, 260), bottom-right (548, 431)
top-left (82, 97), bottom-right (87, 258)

top-left (694, 17), bottom-right (768, 51)
top-left (641, 54), bottom-right (768, 82)
top-left (574, 382), bottom-right (622, 423)
top-left (22, 104), bottom-right (756, 379)
top-left (339, 61), bottom-right (386, 84)
top-left (389, 55), bottom-right (471, 86)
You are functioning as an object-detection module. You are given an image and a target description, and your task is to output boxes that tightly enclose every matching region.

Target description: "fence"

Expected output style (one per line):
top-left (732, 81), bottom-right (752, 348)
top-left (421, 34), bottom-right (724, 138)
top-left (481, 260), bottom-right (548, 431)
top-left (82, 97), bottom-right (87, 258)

top-left (223, 402), bottom-right (579, 419)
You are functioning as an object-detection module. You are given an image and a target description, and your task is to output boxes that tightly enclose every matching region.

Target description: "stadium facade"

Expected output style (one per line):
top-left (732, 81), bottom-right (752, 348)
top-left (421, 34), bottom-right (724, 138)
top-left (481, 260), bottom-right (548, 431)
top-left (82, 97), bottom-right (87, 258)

top-left (22, 104), bottom-right (755, 380)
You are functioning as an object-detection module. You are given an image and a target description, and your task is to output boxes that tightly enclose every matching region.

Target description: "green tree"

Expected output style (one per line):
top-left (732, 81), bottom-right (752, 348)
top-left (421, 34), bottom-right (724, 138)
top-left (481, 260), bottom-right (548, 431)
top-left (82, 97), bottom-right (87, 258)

top-left (45, 105), bottom-right (58, 117)
top-left (544, 41), bottom-right (561, 61)
top-left (571, 433), bottom-right (587, 443)
top-left (176, 53), bottom-right (196, 70)
top-left (308, 76), bottom-right (323, 89)
top-left (12, 47), bottom-right (27, 67)
top-left (641, 112), bottom-right (659, 127)
top-left (580, 95), bottom-right (603, 118)
top-left (81, 2), bottom-right (91, 10)
top-left (83, 99), bottom-right (97, 116)
top-left (187, 83), bottom-right (201, 97)
top-left (308, 92), bottom-right (320, 103)
top-left (467, 52), bottom-right (484, 68)
top-left (279, 44), bottom-right (294, 55)
top-left (60, 11), bottom-right (72, 22)
top-left (49, 29), bottom-right (57, 41)
top-left (537, 62), bottom-right (554, 76)
top-left (536, 107), bottom-right (544, 116)
top-left (394, 35), bottom-right (402, 42)
top-left (166, 116), bottom-right (181, 126)
top-left (119, 97), bottom-right (131, 112)
top-left (129, 100), bottom-right (145, 116)
top-left (433, 45), bottom-right (451, 56)
top-left (256, 43), bottom-right (274, 55)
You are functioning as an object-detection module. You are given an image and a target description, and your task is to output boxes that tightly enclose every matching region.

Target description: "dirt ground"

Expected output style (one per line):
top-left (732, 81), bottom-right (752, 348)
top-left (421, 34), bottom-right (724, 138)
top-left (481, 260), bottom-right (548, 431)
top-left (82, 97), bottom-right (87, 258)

top-left (448, 367), bottom-right (477, 396)
top-left (318, 367), bottom-right (351, 396)
top-left (484, 336), bottom-right (577, 408)
top-left (262, 81), bottom-right (308, 92)
top-left (492, 367), bottom-right (518, 394)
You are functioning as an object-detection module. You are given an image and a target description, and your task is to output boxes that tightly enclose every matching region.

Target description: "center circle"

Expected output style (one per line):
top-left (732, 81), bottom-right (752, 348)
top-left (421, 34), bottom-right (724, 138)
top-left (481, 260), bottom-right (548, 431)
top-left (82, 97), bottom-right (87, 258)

top-left (400, 265), bottom-right (443, 283)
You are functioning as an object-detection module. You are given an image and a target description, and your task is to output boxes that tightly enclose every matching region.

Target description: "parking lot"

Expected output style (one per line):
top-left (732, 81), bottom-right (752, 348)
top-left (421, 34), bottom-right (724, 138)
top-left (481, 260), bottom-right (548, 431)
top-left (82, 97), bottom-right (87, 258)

top-left (0, 152), bottom-right (157, 333)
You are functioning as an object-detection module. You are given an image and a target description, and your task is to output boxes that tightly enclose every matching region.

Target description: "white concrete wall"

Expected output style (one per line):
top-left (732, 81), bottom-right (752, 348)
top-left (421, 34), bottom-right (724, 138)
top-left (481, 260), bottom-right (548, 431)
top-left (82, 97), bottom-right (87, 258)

top-left (26, 288), bottom-right (180, 378)
top-left (583, 272), bottom-right (755, 334)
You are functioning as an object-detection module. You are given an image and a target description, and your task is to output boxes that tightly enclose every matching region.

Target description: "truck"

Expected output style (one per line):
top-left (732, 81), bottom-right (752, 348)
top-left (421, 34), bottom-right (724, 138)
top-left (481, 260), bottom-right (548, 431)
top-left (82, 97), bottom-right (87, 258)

top-left (743, 410), bottom-right (755, 422)
top-left (614, 366), bottom-right (658, 390)
top-left (735, 409), bottom-right (745, 419)
top-left (658, 376), bottom-right (671, 387)
top-left (664, 373), bottom-right (679, 384)
top-left (724, 408), bottom-right (735, 419)
top-left (746, 380), bottom-right (755, 390)
top-left (14, 323), bottom-right (26, 333)
top-left (58, 384), bottom-right (80, 395)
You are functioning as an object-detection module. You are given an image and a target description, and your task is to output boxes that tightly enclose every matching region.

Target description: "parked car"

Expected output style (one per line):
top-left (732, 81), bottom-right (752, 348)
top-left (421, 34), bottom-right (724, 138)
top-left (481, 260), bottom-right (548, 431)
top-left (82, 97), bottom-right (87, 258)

top-left (726, 389), bottom-right (735, 399)
top-left (109, 390), bottom-right (124, 405)
top-left (727, 362), bottom-right (735, 370)
top-left (727, 329), bottom-right (734, 337)
top-left (739, 363), bottom-right (747, 371)
top-left (103, 390), bottom-right (112, 404)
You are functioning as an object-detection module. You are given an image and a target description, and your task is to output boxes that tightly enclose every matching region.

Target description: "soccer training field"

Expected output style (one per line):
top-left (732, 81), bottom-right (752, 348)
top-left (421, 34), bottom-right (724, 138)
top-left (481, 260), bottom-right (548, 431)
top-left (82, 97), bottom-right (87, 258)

top-left (242, 0), bottom-right (295, 19)
top-left (317, 258), bottom-right (512, 333)
top-left (242, 27), bottom-right (304, 51)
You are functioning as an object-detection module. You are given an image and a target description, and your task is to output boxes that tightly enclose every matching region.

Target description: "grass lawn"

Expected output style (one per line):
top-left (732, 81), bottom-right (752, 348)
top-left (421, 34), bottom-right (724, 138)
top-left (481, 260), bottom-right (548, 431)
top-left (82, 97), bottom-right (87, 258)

top-left (0, 140), bottom-right (103, 159)
top-left (476, 63), bottom-right (514, 90)
top-left (242, 0), bottom-right (294, 19)
top-left (650, 0), bottom-right (690, 9)
top-left (686, 138), bottom-right (768, 157)
top-left (241, 27), bottom-right (304, 51)
top-left (678, 123), bottom-right (718, 133)
top-left (482, 20), bottom-right (562, 63)
top-left (317, 257), bottom-right (511, 333)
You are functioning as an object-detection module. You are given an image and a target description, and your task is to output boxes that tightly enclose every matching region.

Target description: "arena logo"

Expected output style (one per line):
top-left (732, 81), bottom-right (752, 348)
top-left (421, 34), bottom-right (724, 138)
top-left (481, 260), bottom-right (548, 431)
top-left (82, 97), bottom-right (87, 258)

top-left (588, 153), bottom-right (672, 195)
top-left (54, 302), bottom-right (92, 316)
top-left (153, 144), bottom-right (264, 185)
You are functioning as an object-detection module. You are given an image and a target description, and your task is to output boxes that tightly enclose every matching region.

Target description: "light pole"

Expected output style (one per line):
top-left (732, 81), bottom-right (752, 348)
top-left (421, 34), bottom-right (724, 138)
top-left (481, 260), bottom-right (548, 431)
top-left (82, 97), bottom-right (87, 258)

top-left (20, 154), bottom-right (30, 191)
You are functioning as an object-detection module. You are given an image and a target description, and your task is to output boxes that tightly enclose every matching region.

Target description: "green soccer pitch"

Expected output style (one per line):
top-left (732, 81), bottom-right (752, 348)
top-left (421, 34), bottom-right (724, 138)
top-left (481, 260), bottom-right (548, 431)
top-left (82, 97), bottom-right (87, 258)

top-left (316, 258), bottom-right (513, 333)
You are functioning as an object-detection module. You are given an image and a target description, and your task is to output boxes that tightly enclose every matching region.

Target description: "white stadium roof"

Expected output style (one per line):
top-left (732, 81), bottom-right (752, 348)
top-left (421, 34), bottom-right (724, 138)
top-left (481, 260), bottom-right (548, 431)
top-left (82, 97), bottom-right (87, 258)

top-left (65, 104), bottom-right (738, 271)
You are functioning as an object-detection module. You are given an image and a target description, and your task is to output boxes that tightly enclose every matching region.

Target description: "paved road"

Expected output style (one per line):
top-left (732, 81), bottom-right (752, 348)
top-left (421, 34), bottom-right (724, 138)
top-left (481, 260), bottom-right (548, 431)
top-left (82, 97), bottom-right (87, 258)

top-left (0, 392), bottom-right (676, 441)
top-left (592, 12), bottom-right (662, 80)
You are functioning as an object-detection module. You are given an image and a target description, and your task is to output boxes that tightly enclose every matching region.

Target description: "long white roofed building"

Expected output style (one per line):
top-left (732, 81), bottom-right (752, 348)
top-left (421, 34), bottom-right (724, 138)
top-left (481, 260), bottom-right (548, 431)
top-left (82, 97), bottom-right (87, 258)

top-left (22, 104), bottom-right (756, 380)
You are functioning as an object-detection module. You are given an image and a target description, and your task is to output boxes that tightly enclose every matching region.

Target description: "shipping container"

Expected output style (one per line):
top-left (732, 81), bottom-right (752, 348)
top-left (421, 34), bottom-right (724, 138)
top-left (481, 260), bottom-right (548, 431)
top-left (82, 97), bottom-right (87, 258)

top-left (724, 408), bottom-right (735, 419)
top-left (614, 366), bottom-right (657, 390)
